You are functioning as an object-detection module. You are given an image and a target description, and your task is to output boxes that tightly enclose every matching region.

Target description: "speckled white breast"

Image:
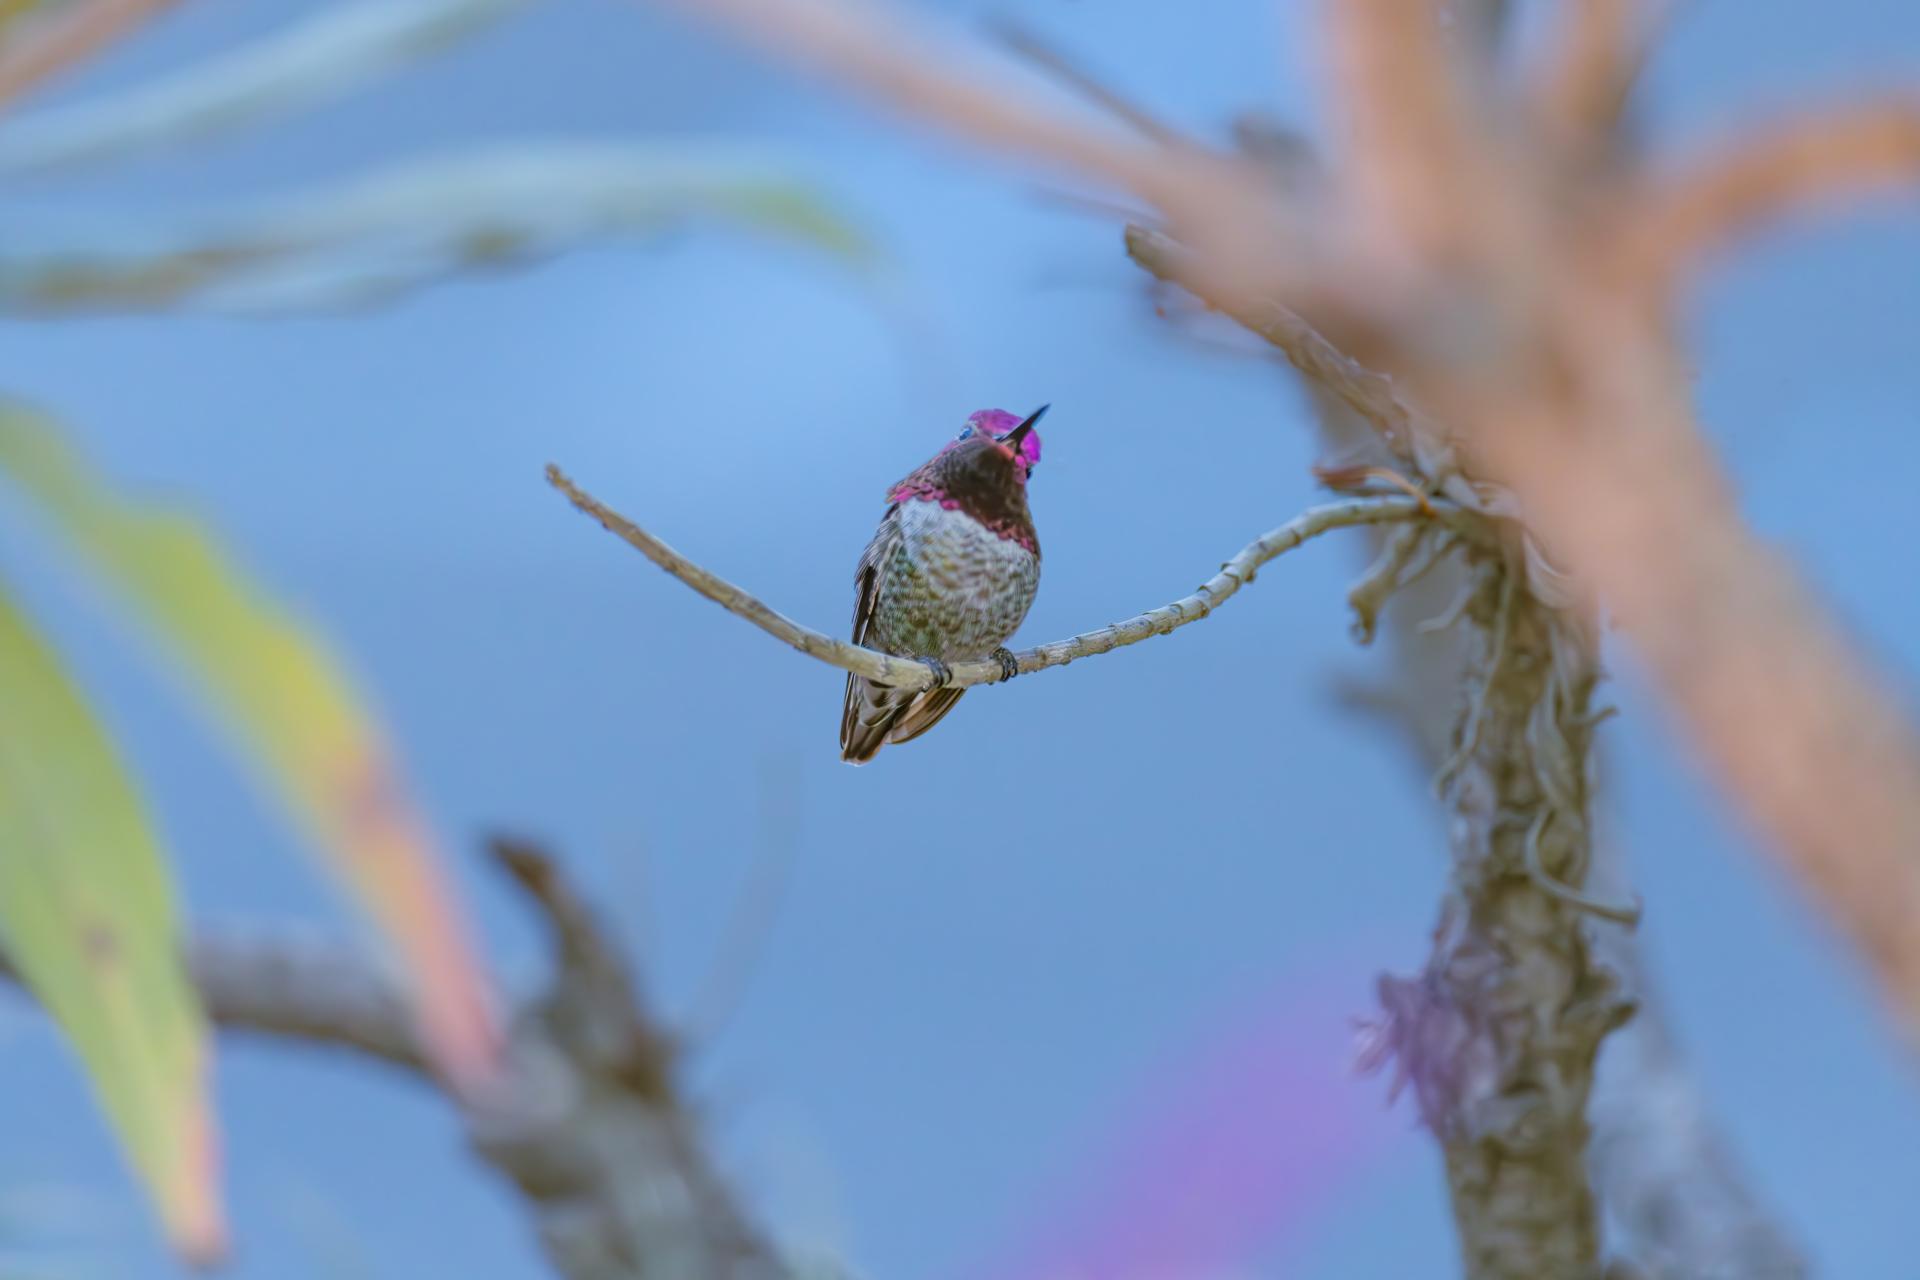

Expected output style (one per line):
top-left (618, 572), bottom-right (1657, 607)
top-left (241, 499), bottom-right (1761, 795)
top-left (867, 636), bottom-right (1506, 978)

top-left (871, 498), bottom-right (1040, 660)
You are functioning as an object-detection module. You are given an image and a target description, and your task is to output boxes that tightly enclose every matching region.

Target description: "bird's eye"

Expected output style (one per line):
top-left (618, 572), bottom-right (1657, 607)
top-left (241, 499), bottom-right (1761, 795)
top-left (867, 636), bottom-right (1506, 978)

top-left (956, 426), bottom-right (975, 440)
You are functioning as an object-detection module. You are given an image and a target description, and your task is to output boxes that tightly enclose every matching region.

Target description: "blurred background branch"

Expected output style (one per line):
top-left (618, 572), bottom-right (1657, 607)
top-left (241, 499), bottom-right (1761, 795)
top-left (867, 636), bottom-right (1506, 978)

top-left (1, 930), bottom-right (424, 1075)
top-left (0, 840), bottom-right (800, 1280)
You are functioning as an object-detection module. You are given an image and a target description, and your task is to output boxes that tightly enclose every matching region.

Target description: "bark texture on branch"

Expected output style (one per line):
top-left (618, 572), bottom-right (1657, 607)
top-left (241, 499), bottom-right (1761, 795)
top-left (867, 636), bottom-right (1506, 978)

top-left (1363, 554), bottom-right (1632, 1280)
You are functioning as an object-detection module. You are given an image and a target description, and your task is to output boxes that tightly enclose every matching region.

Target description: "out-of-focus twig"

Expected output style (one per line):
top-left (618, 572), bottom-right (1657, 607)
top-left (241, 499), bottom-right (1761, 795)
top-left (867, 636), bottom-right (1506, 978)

top-left (1628, 99), bottom-right (1920, 278)
top-left (0, 0), bottom-right (181, 112)
top-left (684, 759), bottom-right (801, 1046)
top-left (986, 17), bottom-right (1182, 146)
top-left (0, 143), bottom-right (866, 313)
top-left (645, 0), bottom-right (1171, 196)
top-left (1531, 0), bottom-right (1649, 147)
top-left (0, 0), bottom-right (536, 179)
top-left (1326, 2), bottom-right (1499, 267)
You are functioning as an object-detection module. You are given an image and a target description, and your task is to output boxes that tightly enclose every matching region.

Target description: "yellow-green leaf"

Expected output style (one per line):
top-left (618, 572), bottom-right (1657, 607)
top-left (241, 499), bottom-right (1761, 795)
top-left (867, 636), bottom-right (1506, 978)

top-left (0, 409), bottom-right (499, 1091)
top-left (0, 585), bottom-right (224, 1262)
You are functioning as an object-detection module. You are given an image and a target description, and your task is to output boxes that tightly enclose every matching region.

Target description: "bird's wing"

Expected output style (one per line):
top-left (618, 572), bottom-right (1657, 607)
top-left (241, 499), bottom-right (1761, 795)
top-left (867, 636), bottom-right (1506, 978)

top-left (849, 505), bottom-right (900, 648)
top-left (841, 509), bottom-right (912, 762)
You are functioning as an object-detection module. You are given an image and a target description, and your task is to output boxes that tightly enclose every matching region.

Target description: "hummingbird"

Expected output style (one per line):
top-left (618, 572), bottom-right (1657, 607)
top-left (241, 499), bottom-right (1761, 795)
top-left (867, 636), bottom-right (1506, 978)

top-left (839, 405), bottom-right (1047, 763)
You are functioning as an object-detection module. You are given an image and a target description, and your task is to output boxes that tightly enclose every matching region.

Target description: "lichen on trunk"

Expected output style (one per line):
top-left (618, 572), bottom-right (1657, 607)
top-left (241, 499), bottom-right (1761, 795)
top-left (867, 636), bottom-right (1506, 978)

top-left (1364, 545), bottom-right (1635, 1279)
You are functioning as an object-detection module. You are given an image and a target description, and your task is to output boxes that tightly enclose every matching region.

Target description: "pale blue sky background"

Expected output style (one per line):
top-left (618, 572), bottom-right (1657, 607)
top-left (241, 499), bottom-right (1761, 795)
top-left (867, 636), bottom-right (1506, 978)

top-left (1, 1), bottom-right (1919, 1277)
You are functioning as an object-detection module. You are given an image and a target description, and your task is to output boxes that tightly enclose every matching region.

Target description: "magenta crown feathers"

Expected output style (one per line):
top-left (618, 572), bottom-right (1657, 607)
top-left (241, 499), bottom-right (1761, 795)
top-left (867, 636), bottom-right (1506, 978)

top-left (967, 406), bottom-right (1045, 467)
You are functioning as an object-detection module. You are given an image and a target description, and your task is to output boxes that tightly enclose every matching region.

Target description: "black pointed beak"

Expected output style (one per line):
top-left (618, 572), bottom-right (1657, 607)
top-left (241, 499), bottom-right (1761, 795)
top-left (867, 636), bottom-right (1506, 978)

top-left (1002, 403), bottom-right (1048, 451)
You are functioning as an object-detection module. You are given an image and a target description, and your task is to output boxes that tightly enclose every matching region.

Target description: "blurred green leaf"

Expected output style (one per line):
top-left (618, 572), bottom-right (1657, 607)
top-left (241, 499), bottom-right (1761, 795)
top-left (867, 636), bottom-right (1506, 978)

top-left (0, 410), bottom-right (499, 1092)
top-left (0, 143), bottom-right (871, 313)
top-left (0, 585), bottom-right (223, 1263)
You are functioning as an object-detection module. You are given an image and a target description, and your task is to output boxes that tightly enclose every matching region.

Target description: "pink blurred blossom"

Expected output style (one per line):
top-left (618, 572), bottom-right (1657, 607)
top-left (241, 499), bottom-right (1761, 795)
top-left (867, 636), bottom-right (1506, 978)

top-left (975, 962), bottom-right (1408, 1280)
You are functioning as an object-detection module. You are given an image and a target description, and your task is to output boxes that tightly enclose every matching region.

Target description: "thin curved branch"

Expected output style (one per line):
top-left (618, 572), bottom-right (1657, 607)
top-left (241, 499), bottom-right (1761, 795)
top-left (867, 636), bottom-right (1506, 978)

top-left (547, 464), bottom-right (1459, 690)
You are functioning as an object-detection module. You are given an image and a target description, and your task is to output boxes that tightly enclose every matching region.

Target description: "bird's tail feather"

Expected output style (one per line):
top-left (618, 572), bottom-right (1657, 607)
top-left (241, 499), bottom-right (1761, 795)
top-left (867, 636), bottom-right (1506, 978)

top-left (840, 674), bottom-right (967, 763)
